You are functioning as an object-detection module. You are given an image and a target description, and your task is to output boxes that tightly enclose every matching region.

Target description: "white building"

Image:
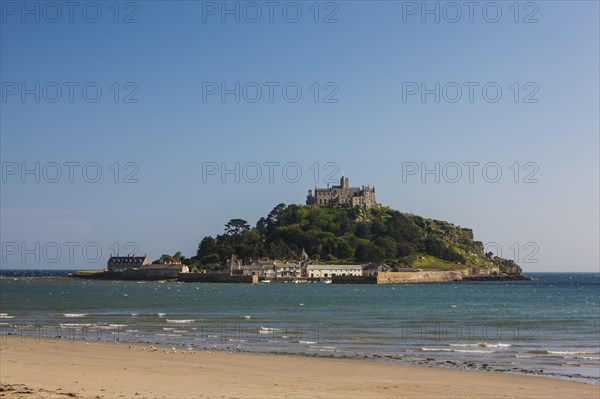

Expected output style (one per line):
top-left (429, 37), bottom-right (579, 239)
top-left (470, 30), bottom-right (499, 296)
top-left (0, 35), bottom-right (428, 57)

top-left (306, 264), bottom-right (363, 279)
top-left (241, 260), bottom-right (303, 278)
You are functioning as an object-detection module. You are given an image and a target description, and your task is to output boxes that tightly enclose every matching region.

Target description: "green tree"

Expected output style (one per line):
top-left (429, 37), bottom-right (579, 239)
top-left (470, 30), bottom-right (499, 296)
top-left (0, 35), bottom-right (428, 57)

top-left (225, 219), bottom-right (250, 236)
top-left (197, 236), bottom-right (219, 264)
top-left (224, 219), bottom-right (251, 259)
top-left (193, 202), bottom-right (496, 268)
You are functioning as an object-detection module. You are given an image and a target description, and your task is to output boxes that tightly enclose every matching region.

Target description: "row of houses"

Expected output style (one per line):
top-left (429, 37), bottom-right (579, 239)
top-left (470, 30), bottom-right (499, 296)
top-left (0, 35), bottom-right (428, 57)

top-left (106, 254), bottom-right (390, 280)
top-left (230, 259), bottom-right (391, 279)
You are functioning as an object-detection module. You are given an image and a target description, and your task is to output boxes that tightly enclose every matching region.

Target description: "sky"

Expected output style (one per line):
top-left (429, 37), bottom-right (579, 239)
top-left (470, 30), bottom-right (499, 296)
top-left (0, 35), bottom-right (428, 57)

top-left (0, 0), bottom-right (598, 272)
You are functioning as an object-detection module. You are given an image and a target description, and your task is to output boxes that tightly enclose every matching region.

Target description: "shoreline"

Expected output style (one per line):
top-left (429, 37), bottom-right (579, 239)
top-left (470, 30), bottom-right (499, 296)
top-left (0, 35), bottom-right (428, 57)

top-left (3, 332), bottom-right (596, 385)
top-left (1, 273), bottom-right (534, 283)
top-left (1, 337), bottom-right (598, 399)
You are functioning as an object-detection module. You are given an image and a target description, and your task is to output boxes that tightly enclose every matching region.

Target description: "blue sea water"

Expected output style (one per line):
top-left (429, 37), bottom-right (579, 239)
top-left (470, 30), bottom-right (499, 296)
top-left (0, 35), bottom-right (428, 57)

top-left (1, 271), bottom-right (598, 383)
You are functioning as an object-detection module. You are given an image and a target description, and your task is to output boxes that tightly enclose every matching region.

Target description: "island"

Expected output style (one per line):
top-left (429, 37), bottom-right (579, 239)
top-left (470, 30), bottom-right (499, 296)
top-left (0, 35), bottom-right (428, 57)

top-left (75, 176), bottom-right (530, 283)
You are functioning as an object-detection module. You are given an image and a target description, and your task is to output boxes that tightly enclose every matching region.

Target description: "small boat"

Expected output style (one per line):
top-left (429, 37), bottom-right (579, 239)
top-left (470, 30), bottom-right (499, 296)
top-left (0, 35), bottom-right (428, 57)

top-left (323, 279), bottom-right (332, 284)
top-left (262, 279), bottom-right (271, 283)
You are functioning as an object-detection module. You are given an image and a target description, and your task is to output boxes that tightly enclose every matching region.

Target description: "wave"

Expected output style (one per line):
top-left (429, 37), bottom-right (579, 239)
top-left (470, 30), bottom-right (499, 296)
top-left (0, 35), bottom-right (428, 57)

top-left (259, 327), bottom-right (282, 332)
top-left (161, 327), bottom-right (187, 333)
top-left (420, 348), bottom-right (453, 352)
top-left (58, 323), bottom-right (127, 330)
top-left (548, 350), bottom-right (597, 355)
top-left (450, 343), bottom-right (511, 349)
top-left (59, 323), bottom-right (95, 328)
top-left (166, 319), bottom-right (195, 324)
top-left (453, 349), bottom-right (497, 354)
top-left (527, 350), bottom-right (598, 356)
top-left (420, 347), bottom-right (495, 354)
top-left (62, 313), bottom-right (87, 318)
top-left (99, 324), bottom-right (128, 329)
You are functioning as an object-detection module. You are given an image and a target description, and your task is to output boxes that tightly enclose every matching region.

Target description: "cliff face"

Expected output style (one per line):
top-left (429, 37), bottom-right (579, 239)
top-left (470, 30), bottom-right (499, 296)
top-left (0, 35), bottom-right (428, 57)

top-left (493, 258), bottom-right (524, 275)
top-left (401, 217), bottom-right (527, 277)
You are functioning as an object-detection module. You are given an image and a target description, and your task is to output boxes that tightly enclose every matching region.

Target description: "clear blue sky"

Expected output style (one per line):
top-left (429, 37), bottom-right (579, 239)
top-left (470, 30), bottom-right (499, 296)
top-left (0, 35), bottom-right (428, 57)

top-left (1, 1), bottom-right (598, 271)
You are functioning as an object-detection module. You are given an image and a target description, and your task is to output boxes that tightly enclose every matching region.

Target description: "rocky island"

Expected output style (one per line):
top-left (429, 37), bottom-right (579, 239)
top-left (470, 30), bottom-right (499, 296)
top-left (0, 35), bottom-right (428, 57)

top-left (189, 177), bottom-right (529, 282)
top-left (73, 176), bottom-right (529, 283)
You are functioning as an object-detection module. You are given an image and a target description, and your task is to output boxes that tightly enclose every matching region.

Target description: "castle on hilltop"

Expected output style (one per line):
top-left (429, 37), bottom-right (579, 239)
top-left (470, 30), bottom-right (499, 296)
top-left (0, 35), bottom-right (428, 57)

top-left (306, 176), bottom-right (378, 209)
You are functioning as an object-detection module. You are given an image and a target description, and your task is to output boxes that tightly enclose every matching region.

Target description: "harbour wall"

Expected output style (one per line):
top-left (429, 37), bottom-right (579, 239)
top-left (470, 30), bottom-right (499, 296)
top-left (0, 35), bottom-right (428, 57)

top-left (332, 276), bottom-right (376, 284)
top-left (377, 267), bottom-right (502, 284)
top-left (178, 273), bottom-right (258, 284)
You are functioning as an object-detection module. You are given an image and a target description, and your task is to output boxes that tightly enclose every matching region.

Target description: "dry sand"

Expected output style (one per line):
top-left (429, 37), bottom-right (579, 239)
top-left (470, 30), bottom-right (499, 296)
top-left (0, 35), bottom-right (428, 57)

top-left (1, 336), bottom-right (598, 399)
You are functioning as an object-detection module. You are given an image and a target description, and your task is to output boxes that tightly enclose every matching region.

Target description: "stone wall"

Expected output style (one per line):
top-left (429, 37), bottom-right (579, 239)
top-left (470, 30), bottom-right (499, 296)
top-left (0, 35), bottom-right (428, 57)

top-left (377, 267), bottom-right (501, 284)
top-left (177, 273), bottom-right (257, 283)
top-left (331, 275), bottom-right (376, 284)
top-left (77, 270), bottom-right (179, 281)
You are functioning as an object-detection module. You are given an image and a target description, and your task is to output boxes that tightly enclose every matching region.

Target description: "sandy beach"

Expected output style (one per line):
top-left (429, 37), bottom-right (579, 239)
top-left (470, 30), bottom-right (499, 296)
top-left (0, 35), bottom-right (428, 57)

top-left (0, 337), bottom-right (597, 399)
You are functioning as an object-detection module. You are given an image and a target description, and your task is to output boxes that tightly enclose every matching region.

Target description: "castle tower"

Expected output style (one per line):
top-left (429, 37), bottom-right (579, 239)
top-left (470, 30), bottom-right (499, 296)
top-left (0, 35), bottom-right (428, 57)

top-left (306, 189), bottom-right (316, 205)
top-left (340, 176), bottom-right (349, 189)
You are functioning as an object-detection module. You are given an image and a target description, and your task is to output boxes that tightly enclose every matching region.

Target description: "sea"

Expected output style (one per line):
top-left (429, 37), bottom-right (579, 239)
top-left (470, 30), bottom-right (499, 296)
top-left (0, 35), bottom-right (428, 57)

top-left (1, 271), bottom-right (598, 384)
